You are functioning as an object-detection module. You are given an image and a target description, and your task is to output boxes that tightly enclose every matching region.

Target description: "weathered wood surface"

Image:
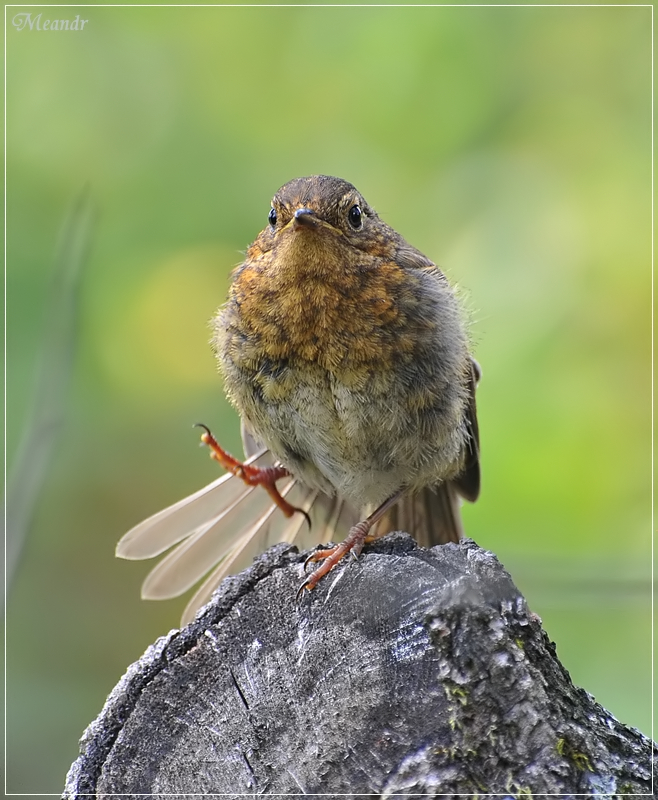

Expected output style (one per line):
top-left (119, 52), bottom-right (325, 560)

top-left (64, 534), bottom-right (654, 798)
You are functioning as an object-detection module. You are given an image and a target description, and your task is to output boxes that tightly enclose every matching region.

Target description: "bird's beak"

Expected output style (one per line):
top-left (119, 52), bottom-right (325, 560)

top-left (292, 207), bottom-right (318, 230)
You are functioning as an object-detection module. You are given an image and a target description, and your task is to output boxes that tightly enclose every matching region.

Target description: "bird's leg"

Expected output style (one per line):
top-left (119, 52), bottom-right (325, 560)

top-left (297, 490), bottom-right (405, 597)
top-left (196, 424), bottom-right (310, 525)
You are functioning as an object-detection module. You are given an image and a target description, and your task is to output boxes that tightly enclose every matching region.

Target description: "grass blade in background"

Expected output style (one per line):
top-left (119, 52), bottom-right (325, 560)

top-left (6, 188), bottom-right (95, 587)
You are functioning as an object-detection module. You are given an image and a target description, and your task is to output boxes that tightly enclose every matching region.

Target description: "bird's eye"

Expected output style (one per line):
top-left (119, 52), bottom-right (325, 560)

top-left (268, 207), bottom-right (277, 227)
top-left (348, 204), bottom-right (362, 230)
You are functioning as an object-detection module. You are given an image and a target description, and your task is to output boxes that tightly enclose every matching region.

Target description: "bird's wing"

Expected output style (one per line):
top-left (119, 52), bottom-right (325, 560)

top-left (117, 437), bottom-right (360, 625)
top-left (116, 449), bottom-right (274, 560)
top-left (374, 357), bottom-right (481, 547)
top-left (452, 356), bottom-right (481, 503)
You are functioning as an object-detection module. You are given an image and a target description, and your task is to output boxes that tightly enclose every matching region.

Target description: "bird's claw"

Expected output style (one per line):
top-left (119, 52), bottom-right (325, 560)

top-left (295, 578), bottom-right (311, 603)
top-left (303, 543), bottom-right (335, 572)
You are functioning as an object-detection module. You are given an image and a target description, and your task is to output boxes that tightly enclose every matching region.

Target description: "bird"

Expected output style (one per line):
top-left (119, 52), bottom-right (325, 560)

top-left (116, 175), bottom-right (480, 625)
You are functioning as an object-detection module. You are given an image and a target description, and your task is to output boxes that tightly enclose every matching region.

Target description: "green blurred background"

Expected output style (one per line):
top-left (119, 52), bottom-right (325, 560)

top-left (6, 3), bottom-right (652, 791)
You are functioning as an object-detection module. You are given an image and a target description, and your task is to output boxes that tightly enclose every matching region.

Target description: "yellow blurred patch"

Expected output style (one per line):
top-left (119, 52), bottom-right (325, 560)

top-left (100, 244), bottom-right (238, 397)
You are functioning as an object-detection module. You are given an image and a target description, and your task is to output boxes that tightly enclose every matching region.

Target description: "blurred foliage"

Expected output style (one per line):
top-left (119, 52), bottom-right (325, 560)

top-left (6, 4), bottom-right (652, 791)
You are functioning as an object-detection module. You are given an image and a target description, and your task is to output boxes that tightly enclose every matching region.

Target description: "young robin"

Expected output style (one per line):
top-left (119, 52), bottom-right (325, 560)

top-left (117, 175), bottom-right (480, 625)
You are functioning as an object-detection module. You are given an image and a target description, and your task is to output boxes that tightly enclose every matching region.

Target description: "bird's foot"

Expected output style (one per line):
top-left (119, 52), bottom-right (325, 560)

top-left (195, 423), bottom-right (311, 526)
top-left (296, 489), bottom-right (406, 600)
top-left (297, 520), bottom-right (376, 600)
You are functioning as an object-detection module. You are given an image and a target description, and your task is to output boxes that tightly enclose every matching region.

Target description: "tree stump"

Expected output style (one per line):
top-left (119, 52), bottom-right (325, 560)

top-left (63, 534), bottom-right (654, 797)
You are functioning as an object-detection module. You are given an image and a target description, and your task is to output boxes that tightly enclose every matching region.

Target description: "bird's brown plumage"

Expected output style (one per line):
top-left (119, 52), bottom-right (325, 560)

top-left (117, 175), bottom-right (480, 623)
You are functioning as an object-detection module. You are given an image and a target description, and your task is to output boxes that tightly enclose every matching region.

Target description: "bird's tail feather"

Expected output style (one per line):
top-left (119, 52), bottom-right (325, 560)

top-left (374, 482), bottom-right (463, 547)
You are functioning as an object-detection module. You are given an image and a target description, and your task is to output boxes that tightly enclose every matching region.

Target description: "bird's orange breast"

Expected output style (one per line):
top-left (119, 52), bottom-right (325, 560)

top-left (226, 236), bottom-right (422, 386)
